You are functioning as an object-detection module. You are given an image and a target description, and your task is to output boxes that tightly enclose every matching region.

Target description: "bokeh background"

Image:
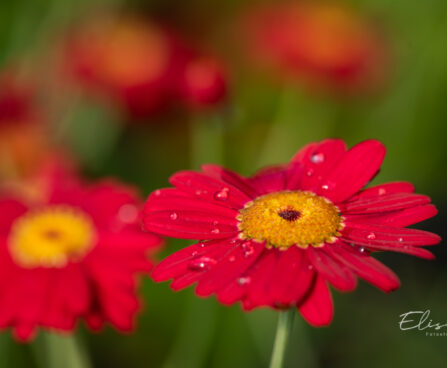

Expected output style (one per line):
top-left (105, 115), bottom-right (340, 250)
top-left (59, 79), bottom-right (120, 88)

top-left (0, 0), bottom-right (446, 367)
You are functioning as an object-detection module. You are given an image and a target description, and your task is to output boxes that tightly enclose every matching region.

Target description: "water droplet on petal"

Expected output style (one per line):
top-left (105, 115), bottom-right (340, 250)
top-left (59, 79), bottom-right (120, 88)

top-left (378, 188), bottom-right (386, 195)
top-left (211, 228), bottom-right (220, 234)
top-left (306, 169), bottom-right (314, 177)
top-left (195, 190), bottom-right (203, 196)
top-left (241, 241), bottom-right (254, 257)
top-left (188, 256), bottom-right (217, 271)
top-left (237, 276), bottom-right (251, 285)
top-left (398, 237), bottom-right (404, 242)
top-left (311, 152), bottom-right (325, 164)
top-left (118, 204), bottom-right (138, 224)
top-left (199, 242), bottom-right (206, 248)
top-left (358, 247), bottom-right (366, 253)
top-left (229, 255), bottom-right (236, 262)
top-left (214, 187), bottom-right (229, 201)
top-left (367, 232), bottom-right (376, 240)
top-left (308, 265), bottom-right (313, 270)
top-left (191, 251), bottom-right (198, 256)
top-left (321, 184), bottom-right (329, 191)
top-left (170, 212), bottom-right (178, 220)
top-left (154, 189), bottom-right (161, 196)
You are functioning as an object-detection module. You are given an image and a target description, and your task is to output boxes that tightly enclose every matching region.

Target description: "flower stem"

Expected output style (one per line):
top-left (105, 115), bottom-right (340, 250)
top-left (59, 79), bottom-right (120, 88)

top-left (269, 309), bottom-right (295, 368)
top-left (32, 332), bottom-right (92, 368)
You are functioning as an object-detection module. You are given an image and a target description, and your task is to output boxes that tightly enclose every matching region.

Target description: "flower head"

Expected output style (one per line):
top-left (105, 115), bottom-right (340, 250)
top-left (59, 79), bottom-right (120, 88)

top-left (0, 163), bottom-right (162, 341)
top-left (143, 139), bottom-right (440, 326)
top-left (242, 2), bottom-right (389, 93)
top-left (63, 15), bottom-right (228, 117)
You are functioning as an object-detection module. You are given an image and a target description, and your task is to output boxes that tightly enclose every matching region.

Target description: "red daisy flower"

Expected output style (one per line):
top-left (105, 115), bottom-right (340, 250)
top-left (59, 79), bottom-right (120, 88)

top-left (0, 164), bottom-right (162, 341)
top-left (242, 2), bottom-right (389, 94)
top-left (143, 139), bottom-right (440, 326)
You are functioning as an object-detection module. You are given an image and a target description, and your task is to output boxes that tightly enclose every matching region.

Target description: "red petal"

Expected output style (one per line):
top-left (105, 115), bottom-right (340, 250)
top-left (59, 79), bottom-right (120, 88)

top-left (307, 247), bottom-right (357, 291)
top-left (342, 222), bottom-right (441, 247)
top-left (348, 182), bottom-right (415, 201)
top-left (345, 204), bottom-right (438, 227)
top-left (169, 171), bottom-right (251, 209)
top-left (292, 139), bottom-right (347, 192)
top-left (269, 247), bottom-right (315, 305)
top-left (201, 164), bottom-right (259, 198)
top-left (144, 188), bottom-right (239, 218)
top-left (144, 210), bottom-right (239, 240)
top-left (78, 181), bottom-right (141, 229)
top-left (0, 199), bottom-right (27, 235)
top-left (317, 140), bottom-right (386, 203)
top-left (242, 250), bottom-right (277, 310)
top-left (340, 193), bottom-right (431, 214)
top-left (152, 238), bottom-right (235, 290)
top-left (195, 240), bottom-right (264, 297)
top-left (249, 168), bottom-right (287, 194)
top-left (326, 242), bottom-right (401, 292)
top-left (297, 276), bottom-right (333, 327)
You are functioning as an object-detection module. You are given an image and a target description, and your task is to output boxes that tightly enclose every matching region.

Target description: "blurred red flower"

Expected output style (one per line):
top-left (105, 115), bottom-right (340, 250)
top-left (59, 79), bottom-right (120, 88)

top-left (0, 72), bottom-right (39, 127)
top-left (242, 2), bottom-right (390, 94)
top-left (63, 15), bottom-right (227, 117)
top-left (0, 72), bottom-right (52, 178)
top-left (143, 139), bottom-right (440, 326)
top-left (0, 162), bottom-right (162, 341)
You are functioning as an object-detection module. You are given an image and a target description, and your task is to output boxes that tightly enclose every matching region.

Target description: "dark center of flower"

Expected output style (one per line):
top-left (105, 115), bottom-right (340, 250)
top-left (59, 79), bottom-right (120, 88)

top-left (278, 208), bottom-right (301, 221)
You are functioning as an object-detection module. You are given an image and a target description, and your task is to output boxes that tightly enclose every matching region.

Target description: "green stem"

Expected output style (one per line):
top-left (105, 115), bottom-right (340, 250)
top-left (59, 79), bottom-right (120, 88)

top-left (32, 332), bottom-right (91, 368)
top-left (269, 309), bottom-right (295, 368)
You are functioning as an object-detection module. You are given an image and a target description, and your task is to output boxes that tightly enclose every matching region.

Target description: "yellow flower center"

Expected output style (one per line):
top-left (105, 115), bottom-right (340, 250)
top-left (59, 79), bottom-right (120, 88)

top-left (238, 191), bottom-right (343, 249)
top-left (8, 205), bottom-right (97, 268)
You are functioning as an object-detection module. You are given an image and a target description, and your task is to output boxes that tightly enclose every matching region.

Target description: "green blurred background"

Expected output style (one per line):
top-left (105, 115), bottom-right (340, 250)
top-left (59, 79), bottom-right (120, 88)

top-left (0, 0), bottom-right (446, 367)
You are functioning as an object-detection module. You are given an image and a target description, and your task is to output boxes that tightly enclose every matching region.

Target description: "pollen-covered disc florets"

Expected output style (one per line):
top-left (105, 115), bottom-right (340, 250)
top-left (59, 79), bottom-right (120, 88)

top-left (238, 191), bottom-right (342, 249)
top-left (8, 205), bottom-right (97, 268)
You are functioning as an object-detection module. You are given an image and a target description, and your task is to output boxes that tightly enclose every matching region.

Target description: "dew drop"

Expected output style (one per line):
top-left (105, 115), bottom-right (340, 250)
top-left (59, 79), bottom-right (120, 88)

top-left (214, 187), bottom-right (229, 201)
top-left (311, 152), bottom-right (325, 164)
top-left (191, 251), bottom-right (198, 256)
top-left (154, 189), bottom-right (161, 196)
top-left (237, 276), bottom-right (251, 285)
top-left (358, 247), bottom-right (366, 253)
top-left (170, 212), bottom-right (178, 220)
top-left (306, 169), bottom-right (314, 177)
top-left (241, 241), bottom-right (254, 257)
top-left (378, 188), bottom-right (386, 195)
top-left (398, 237), bottom-right (404, 242)
top-left (308, 265), bottom-right (313, 270)
top-left (195, 190), bottom-right (203, 196)
top-left (321, 184), bottom-right (329, 190)
top-left (199, 242), bottom-right (206, 248)
top-left (188, 256), bottom-right (217, 271)
top-left (366, 232), bottom-right (376, 240)
top-left (118, 204), bottom-right (138, 224)
top-left (229, 255), bottom-right (236, 262)
top-left (211, 228), bottom-right (220, 234)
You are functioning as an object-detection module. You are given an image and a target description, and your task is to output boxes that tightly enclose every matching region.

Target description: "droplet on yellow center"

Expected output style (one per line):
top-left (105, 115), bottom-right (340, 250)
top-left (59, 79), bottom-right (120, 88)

top-left (238, 191), bottom-right (342, 249)
top-left (8, 205), bottom-right (97, 268)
